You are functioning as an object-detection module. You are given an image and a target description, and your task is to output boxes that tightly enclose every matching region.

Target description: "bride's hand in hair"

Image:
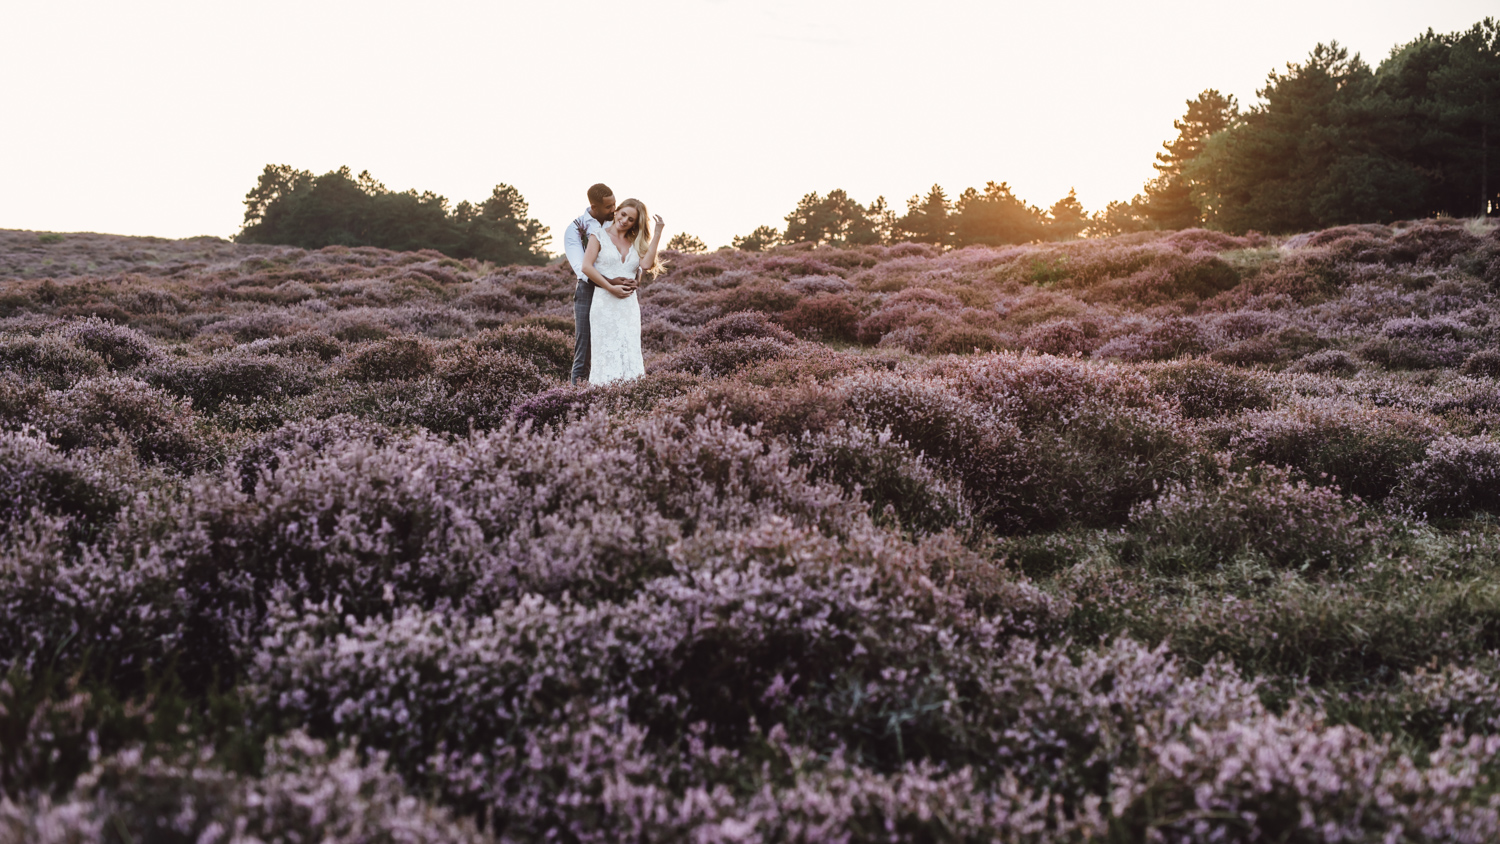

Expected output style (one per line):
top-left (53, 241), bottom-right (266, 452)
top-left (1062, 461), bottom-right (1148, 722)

top-left (652, 215), bottom-right (664, 239)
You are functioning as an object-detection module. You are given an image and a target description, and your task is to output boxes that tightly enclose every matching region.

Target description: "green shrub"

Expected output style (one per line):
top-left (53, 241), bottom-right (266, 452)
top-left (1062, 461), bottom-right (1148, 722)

top-left (1129, 465), bottom-right (1385, 573)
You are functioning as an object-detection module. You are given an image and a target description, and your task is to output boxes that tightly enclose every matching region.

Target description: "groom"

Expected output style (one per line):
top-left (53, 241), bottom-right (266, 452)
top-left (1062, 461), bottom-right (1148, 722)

top-left (563, 183), bottom-right (636, 385)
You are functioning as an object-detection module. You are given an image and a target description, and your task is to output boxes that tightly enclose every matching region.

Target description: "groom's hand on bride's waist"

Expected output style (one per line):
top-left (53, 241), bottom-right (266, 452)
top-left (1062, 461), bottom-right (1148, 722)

top-left (615, 277), bottom-right (639, 293)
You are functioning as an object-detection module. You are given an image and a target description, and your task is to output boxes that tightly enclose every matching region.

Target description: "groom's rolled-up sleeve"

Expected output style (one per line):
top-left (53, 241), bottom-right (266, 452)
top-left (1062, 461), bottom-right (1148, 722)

top-left (563, 220), bottom-right (587, 280)
top-left (563, 216), bottom-right (605, 281)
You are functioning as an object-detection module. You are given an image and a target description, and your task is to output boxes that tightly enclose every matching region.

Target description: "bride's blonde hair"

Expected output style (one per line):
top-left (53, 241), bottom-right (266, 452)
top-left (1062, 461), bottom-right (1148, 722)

top-left (617, 198), bottom-right (666, 277)
top-left (616, 198), bottom-right (651, 255)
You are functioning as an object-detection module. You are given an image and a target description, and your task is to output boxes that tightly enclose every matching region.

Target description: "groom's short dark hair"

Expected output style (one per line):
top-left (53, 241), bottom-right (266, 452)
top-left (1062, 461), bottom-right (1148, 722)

top-left (587, 183), bottom-right (613, 203)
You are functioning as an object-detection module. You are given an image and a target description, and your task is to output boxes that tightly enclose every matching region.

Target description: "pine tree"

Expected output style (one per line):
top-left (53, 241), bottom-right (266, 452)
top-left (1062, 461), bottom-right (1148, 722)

top-left (898, 185), bottom-right (952, 246)
top-left (1141, 90), bottom-right (1239, 230)
top-left (1046, 189), bottom-right (1090, 240)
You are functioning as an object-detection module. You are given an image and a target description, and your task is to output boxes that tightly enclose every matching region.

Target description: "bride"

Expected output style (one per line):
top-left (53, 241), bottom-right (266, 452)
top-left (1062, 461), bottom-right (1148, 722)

top-left (580, 198), bottom-right (663, 385)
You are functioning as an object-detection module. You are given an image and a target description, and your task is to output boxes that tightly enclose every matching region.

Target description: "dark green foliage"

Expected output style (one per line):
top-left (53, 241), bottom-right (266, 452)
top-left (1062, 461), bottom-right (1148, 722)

top-left (1140, 90), bottom-right (1241, 230)
top-left (781, 189), bottom-right (890, 246)
top-left (237, 165), bottom-right (550, 265)
top-left (896, 185), bottom-right (952, 246)
top-left (730, 225), bottom-right (782, 252)
top-left (1189, 22), bottom-right (1500, 233)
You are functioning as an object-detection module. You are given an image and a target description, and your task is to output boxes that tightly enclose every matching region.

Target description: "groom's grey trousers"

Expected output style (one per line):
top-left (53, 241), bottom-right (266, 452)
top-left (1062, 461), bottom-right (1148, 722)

top-left (571, 279), bottom-right (594, 384)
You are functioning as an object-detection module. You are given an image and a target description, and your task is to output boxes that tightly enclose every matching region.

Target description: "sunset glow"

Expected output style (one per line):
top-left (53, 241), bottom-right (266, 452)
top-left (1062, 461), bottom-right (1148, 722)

top-left (1, 0), bottom-right (1494, 247)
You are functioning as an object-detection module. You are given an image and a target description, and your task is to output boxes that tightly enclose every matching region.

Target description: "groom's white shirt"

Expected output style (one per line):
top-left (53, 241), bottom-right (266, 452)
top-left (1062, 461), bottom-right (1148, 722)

top-left (563, 208), bottom-right (606, 282)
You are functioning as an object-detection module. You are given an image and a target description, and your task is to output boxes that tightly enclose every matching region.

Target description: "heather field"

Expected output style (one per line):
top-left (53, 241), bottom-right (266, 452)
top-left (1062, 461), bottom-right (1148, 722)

top-left (4, 220), bottom-right (1500, 841)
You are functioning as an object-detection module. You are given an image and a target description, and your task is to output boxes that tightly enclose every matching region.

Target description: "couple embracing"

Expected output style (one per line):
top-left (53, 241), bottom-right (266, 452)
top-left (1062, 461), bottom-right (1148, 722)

top-left (562, 183), bottom-right (665, 386)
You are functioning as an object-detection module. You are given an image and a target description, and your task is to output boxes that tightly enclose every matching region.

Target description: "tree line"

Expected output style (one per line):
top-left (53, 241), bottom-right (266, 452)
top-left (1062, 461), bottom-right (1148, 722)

top-left (237, 165), bottom-right (550, 265)
top-left (726, 17), bottom-right (1497, 248)
top-left (235, 19), bottom-right (1495, 260)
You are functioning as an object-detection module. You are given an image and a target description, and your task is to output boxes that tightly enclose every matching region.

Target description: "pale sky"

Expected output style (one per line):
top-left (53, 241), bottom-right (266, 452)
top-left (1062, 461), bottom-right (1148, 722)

top-left (2, 1), bottom-right (1493, 250)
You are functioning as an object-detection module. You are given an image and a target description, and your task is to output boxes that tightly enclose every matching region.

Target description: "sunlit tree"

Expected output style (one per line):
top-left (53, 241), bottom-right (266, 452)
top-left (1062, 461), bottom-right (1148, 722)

top-left (732, 225), bottom-right (783, 252)
top-left (897, 185), bottom-right (952, 246)
top-left (667, 233), bottom-right (709, 253)
top-left (1140, 90), bottom-right (1240, 230)
top-left (950, 181), bottom-right (1046, 246)
top-left (1045, 189), bottom-right (1090, 240)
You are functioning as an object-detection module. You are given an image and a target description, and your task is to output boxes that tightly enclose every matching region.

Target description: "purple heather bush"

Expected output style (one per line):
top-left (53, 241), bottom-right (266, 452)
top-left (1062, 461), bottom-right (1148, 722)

top-left (936, 352), bottom-right (1202, 528)
top-left (0, 332), bottom-right (106, 388)
top-left (1211, 397), bottom-right (1445, 501)
top-left (6, 222), bottom-right (1500, 840)
top-left (1394, 435), bottom-right (1500, 518)
top-left (59, 317), bottom-right (158, 370)
top-left (0, 732), bottom-right (492, 844)
top-left (1129, 464), bottom-right (1386, 573)
top-left (1145, 358), bottom-right (1273, 419)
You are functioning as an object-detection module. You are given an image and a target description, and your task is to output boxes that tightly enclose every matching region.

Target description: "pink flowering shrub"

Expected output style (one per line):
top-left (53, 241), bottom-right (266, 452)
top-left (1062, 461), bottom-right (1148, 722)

top-left (7, 223), bottom-right (1500, 839)
top-left (709, 278), bottom-right (803, 314)
top-left (1094, 317), bottom-right (1211, 362)
top-left (652, 338), bottom-right (794, 379)
top-left (34, 376), bottom-right (221, 469)
top-left (793, 422), bottom-right (974, 536)
top-left (59, 317), bottom-right (158, 370)
top-left (470, 323), bottom-right (574, 379)
top-left (1018, 317), bottom-right (1105, 356)
top-left (1462, 349), bottom-right (1500, 378)
top-left (938, 352), bottom-right (1202, 528)
top-left (245, 329), bottom-right (344, 361)
top-left (1129, 465), bottom-right (1386, 572)
top-left (777, 292), bottom-right (863, 342)
top-left (1393, 435), bottom-right (1500, 518)
top-left (1145, 358), bottom-right (1272, 419)
top-left (691, 310), bottom-right (797, 345)
top-left (340, 335), bottom-right (437, 381)
top-left (0, 333), bottom-right (106, 388)
top-left (1288, 348), bottom-right (1359, 375)
top-left (0, 429), bottom-right (124, 536)
top-left (138, 352), bottom-right (322, 413)
top-left (1211, 398), bottom-right (1444, 501)
top-left (1, 732), bottom-right (492, 844)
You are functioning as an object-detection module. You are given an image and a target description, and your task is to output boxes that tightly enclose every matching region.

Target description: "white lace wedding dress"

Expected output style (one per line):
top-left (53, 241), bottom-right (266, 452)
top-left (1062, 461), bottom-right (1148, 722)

top-left (588, 224), bottom-right (646, 385)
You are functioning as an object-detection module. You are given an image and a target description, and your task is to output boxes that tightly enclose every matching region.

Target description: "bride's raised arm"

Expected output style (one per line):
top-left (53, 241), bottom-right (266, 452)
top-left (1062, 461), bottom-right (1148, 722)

top-left (641, 214), bottom-right (665, 275)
